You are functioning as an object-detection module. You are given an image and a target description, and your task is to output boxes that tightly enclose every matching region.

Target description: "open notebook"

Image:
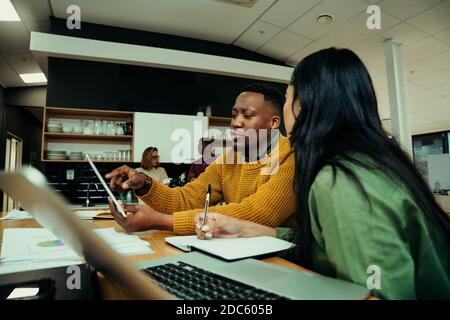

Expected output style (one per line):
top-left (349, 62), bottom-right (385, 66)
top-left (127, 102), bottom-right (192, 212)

top-left (165, 236), bottom-right (294, 261)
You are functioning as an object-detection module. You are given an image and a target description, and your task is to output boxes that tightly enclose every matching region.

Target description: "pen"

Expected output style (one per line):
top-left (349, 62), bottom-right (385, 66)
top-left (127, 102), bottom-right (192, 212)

top-left (201, 184), bottom-right (211, 229)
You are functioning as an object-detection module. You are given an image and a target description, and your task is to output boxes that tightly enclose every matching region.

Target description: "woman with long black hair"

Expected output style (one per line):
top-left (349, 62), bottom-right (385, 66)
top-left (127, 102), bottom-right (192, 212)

top-left (195, 48), bottom-right (450, 299)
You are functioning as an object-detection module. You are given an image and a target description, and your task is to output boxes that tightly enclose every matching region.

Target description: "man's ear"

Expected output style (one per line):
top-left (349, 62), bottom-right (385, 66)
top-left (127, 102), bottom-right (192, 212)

top-left (270, 115), bottom-right (281, 129)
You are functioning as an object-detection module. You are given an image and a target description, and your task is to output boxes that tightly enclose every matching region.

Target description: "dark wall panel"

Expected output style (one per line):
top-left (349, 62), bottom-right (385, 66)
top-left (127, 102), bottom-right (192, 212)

top-left (47, 58), bottom-right (121, 110)
top-left (5, 106), bottom-right (43, 169)
top-left (47, 57), bottom-right (287, 118)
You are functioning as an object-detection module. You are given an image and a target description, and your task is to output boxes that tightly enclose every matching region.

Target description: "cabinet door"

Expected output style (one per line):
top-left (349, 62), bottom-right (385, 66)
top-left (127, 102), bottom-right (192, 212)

top-left (134, 113), bottom-right (208, 164)
top-left (170, 115), bottom-right (208, 164)
top-left (134, 112), bottom-right (173, 163)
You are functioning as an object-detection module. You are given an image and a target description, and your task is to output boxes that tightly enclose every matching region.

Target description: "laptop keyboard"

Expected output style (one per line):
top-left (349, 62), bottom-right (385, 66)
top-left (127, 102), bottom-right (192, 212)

top-left (143, 261), bottom-right (288, 300)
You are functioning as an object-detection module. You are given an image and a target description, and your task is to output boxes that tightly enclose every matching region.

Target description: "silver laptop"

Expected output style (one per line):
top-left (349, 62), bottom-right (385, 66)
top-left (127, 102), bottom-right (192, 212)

top-left (0, 167), bottom-right (369, 300)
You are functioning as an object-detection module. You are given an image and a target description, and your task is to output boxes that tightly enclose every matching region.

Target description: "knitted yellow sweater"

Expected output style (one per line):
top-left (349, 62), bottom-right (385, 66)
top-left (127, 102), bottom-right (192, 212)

top-left (139, 135), bottom-right (296, 235)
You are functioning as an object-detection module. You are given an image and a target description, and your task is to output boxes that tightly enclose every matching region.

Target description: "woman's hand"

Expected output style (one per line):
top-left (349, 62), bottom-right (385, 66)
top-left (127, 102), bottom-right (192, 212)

top-left (194, 212), bottom-right (243, 239)
top-left (194, 212), bottom-right (276, 240)
top-left (108, 198), bottom-right (173, 232)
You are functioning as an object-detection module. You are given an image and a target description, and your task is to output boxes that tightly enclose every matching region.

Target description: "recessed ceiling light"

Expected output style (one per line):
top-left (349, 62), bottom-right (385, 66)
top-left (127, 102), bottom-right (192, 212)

top-left (316, 14), bottom-right (334, 25)
top-left (19, 73), bottom-right (47, 84)
top-left (0, 0), bottom-right (21, 21)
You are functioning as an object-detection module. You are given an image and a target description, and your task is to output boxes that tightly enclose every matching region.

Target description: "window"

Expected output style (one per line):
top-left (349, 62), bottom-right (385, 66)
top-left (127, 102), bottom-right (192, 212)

top-left (412, 132), bottom-right (446, 182)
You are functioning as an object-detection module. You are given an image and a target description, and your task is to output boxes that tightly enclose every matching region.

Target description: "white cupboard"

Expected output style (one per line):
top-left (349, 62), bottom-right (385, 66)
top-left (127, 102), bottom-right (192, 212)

top-left (134, 112), bottom-right (208, 164)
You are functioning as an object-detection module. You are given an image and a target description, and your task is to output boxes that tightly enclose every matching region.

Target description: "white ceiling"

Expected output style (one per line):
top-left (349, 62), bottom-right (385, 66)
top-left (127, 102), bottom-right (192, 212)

top-left (0, 0), bottom-right (50, 88)
top-left (0, 0), bottom-right (449, 134)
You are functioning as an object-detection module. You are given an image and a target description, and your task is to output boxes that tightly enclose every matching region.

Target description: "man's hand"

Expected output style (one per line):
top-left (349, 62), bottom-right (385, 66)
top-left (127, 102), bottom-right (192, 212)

top-left (108, 198), bottom-right (173, 232)
top-left (105, 165), bottom-right (148, 192)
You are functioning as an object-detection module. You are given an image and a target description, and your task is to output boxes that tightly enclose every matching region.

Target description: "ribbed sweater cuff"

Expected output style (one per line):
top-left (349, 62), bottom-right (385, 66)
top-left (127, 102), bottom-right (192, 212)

top-left (137, 178), bottom-right (158, 203)
top-left (173, 211), bottom-right (196, 235)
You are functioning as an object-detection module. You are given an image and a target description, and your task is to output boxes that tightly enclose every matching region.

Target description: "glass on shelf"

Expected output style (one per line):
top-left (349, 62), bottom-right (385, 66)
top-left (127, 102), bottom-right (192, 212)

top-left (73, 120), bottom-right (83, 134)
top-left (124, 122), bottom-right (132, 135)
top-left (106, 121), bottom-right (115, 135)
top-left (115, 122), bottom-right (124, 135)
top-left (81, 120), bottom-right (93, 135)
top-left (118, 150), bottom-right (125, 161)
top-left (101, 120), bottom-right (108, 135)
top-left (94, 120), bottom-right (101, 135)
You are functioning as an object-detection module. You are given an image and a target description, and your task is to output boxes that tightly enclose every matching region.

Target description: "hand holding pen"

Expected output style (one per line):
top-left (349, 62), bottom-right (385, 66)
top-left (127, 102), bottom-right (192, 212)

top-left (201, 184), bottom-right (211, 232)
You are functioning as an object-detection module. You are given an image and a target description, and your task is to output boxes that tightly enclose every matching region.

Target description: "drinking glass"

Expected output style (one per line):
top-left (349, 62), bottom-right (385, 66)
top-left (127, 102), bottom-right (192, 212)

top-left (101, 120), bottom-right (108, 135)
top-left (107, 121), bottom-right (115, 135)
top-left (94, 120), bottom-right (101, 135)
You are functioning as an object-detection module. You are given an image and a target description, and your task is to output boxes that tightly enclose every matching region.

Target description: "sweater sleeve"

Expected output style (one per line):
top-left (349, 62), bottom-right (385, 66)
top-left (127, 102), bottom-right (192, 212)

top-left (138, 160), bottom-right (224, 214)
top-left (171, 152), bottom-right (296, 235)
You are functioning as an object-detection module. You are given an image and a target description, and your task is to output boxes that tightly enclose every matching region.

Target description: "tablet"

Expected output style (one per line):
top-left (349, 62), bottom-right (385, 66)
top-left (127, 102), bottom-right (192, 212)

top-left (85, 154), bottom-right (127, 218)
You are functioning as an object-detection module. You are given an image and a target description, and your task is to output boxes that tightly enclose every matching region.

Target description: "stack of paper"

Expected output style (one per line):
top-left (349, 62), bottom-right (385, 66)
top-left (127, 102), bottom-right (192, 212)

top-left (0, 227), bottom-right (154, 275)
top-left (0, 228), bottom-right (82, 275)
top-left (93, 228), bottom-right (154, 256)
top-left (0, 209), bottom-right (33, 220)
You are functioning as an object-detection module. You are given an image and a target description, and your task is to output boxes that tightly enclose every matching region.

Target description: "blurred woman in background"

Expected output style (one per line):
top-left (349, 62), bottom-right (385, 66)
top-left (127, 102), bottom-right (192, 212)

top-left (136, 147), bottom-right (169, 185)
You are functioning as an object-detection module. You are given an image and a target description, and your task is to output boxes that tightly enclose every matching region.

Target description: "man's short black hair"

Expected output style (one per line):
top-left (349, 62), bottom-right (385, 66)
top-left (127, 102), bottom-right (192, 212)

top-left (238, 83), bottom-right (284, 116)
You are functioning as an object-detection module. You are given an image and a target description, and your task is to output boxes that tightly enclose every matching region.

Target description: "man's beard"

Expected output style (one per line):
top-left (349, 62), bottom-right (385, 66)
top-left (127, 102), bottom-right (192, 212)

top-left (232, 130), bottom-right (272, 162)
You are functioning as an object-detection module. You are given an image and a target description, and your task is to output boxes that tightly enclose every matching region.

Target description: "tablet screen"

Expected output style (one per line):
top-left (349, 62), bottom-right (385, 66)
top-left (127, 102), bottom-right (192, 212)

top-left (85, 154), bottom-right (127, 218)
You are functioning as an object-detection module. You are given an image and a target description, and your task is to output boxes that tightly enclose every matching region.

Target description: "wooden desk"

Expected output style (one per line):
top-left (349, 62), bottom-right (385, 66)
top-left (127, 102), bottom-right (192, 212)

top-left (0, 218), bottom-right (309, 299)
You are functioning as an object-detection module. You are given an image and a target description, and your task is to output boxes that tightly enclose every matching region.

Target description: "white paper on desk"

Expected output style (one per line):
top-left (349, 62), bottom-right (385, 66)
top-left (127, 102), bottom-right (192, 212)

top-left (0, 228), bottom-right (81, 262)
top-left (93, 228), bottom-right (148, 245)
top-left (165, 236), bottom-right (295, 260)
top-left (74, 210), bottom-right (108, 220)
top-left (109, 242), bottom-right (154, 256)
top-left (0, 209), bottom-right (33, 220)
top-left (0, 258), bottom-right (84, 275)
top-left (0, 227), bottom-right (153, 275)
top-left (93, 227), bottom-right (154, 255)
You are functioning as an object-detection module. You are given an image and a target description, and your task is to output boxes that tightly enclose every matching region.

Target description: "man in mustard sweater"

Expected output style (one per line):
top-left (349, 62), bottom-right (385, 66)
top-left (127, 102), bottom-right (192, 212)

top-left (106, 84), bottom-right (295, 235)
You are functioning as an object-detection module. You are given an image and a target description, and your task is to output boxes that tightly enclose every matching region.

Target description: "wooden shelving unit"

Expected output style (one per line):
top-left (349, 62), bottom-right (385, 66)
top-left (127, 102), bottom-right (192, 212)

top-left (42, 106), bottom-right (135, 162)
top-left (42, 160), bottom-right (134, 163)
top-left (44, 133), bottom-right (133, 141)
top-left (209, 116), bottom-right (231, 127)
